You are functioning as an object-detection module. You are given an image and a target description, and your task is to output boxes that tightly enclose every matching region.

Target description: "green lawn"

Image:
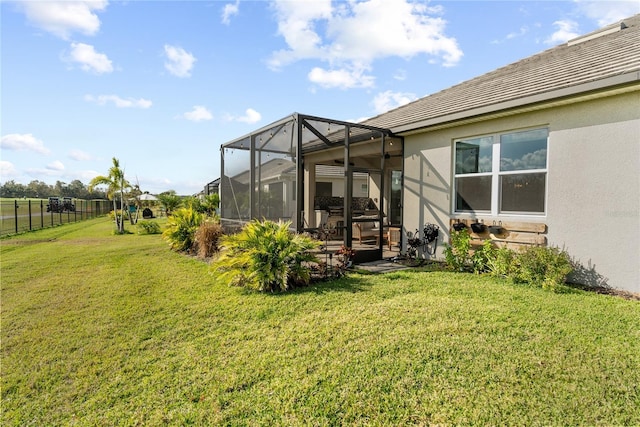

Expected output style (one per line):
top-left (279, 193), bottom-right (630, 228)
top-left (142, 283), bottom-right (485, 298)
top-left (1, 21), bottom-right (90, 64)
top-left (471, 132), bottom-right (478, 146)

top-left (2, 218), bottom-right (639, 425)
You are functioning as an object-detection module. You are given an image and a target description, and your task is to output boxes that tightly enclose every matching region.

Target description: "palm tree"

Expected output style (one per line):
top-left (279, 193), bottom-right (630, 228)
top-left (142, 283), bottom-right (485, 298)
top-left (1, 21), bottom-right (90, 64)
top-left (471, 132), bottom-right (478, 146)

top-left (157, 190), bottom-right (182, 216)
top-left (202, 193), bottom-right (220, 217)
top-left (89, 157), bottom-right (131, 233)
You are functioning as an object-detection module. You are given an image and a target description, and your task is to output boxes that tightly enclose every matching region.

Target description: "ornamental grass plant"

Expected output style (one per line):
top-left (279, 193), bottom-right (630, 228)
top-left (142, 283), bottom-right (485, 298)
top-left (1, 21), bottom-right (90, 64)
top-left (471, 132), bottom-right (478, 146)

top-left (211, 219), bottom-right (320, 292)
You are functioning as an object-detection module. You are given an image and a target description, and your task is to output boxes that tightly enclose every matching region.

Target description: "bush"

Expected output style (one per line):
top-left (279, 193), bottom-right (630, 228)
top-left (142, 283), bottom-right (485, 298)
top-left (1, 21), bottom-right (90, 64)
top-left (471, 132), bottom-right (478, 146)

top-left (108, 209), bottom-right (129, 220)
top-left (212, 220), bottom-right (320, 292)
top-left (509, 246), bottom-right (573, 291)
top-left (444, 227), bottom-right (573, 291)
top-left (486, 246), bottom-right (514, 278)
top-left (162, 207), bottom-right (204, 252)
top-left (444, 229), bottom-right (472, 271)
top-left (137, 220), bottom-right (161, 235)
top-left (194, 220), bottom-right (223, 258)
top-left (471, 239), bottom-right (496, 274)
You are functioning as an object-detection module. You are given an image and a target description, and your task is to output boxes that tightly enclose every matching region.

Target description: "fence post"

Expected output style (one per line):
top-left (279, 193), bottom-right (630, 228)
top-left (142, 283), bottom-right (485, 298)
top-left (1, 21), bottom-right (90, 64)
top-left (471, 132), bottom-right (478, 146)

top-left (41, 200), bottom-right (44, 229)
top-left (14, 200), bottom-right (18, 234)
top-left (29, 200), bottom-right (32, 231)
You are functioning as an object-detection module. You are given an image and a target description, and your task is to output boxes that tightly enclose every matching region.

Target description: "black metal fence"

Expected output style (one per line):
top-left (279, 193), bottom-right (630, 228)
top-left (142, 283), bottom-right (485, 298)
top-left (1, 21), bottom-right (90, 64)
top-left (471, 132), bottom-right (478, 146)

top-left (0, 199), bottom-right (113, 237)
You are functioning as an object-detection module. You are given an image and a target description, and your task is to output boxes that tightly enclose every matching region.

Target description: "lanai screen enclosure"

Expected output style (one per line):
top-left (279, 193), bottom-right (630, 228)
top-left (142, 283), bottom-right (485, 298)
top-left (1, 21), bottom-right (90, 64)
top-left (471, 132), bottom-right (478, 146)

top-left (220, 113), bottom-right (403, 262)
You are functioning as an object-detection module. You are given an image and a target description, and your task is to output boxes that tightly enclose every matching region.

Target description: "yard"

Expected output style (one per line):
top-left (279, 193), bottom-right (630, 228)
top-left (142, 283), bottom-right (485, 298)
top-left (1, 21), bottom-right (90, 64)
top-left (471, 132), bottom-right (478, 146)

top-left (1, 218), bottom-right (639, 425)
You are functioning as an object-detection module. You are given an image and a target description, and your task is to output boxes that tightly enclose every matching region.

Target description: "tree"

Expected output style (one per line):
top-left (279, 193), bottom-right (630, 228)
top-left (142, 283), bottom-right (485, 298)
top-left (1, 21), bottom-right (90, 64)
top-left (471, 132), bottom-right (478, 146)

top-left (27, 180), bottom-right (53, 198)
top-left (88, 157), bottom-right (131, 233)
top-left (67, 180), bottom-right (89, 199)
top-left (157, 190), bottom-right (182, 215)
top-left (201, 193), bottom-right (220, 217)
top-left (0, 180), bottom-right (26, 198)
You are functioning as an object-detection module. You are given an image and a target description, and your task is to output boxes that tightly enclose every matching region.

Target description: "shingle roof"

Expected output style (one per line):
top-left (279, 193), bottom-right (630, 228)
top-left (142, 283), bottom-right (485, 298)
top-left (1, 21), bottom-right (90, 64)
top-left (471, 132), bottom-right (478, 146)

top-left (364, 14), bottom-right (640, 133)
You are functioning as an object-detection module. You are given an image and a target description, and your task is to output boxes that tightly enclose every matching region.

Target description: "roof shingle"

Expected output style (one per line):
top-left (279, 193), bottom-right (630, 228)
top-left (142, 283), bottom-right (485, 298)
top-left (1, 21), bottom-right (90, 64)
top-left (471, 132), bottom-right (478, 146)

top-left (364, 14), bottom-right (640, 133)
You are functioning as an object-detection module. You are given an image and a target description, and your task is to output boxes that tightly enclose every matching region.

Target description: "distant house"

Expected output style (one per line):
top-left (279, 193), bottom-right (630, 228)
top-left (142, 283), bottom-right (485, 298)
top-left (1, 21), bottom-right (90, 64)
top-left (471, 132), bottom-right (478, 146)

top-left (203, 178), bottom-right (220, 196)
top-left (219, 15), bottom-right (639, 293)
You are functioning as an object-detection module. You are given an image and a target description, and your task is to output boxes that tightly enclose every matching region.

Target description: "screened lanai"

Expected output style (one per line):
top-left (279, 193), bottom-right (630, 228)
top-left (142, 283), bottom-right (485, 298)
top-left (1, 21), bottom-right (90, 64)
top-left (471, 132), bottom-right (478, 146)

top-left (220, 113), bottom-right (403, 263)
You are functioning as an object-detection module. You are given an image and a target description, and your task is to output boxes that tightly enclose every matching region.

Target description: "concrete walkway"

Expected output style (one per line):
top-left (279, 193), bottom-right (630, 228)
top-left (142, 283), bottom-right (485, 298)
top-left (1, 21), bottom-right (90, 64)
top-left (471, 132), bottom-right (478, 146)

top-left (356, 259), bottom-right (410, 273)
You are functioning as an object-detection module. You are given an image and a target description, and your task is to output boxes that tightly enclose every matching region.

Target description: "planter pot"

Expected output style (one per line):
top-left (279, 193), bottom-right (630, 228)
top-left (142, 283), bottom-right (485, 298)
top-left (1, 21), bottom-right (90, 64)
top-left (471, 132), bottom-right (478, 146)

top-left (452, 222), bottom-right (467, 231)
top-left (489, 225), bottom-right (504, 234)
top-left (470, 222), bottom-right (486, 233)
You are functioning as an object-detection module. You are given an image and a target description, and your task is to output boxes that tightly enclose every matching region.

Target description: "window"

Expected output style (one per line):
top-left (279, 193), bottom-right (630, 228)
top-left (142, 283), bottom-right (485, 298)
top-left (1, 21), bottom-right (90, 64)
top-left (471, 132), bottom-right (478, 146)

top-left (454, 128), bottom-right (548, 215)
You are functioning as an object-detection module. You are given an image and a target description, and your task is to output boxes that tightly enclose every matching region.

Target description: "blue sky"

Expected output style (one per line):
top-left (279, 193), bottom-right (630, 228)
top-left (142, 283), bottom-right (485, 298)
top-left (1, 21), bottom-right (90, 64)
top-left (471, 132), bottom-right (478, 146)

top-left (2, 0), bottom-right (638, 195)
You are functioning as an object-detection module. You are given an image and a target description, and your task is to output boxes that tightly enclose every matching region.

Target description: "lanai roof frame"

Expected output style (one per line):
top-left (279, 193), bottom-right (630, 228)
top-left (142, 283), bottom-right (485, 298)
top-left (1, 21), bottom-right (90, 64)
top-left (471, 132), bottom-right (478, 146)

top-left (219, 113), bottom-right (399, 247)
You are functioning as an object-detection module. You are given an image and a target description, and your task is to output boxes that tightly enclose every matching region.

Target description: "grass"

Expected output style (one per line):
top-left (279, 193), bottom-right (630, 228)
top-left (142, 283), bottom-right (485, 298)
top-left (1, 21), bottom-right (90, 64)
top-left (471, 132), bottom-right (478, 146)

top-left (2, 218), bottom-right (639, 425)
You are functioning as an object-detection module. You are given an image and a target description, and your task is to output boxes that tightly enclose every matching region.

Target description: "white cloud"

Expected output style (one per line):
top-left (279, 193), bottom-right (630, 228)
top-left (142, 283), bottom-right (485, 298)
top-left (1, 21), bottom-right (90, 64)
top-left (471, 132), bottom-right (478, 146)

top-left (393, 69), bottom-right (407, 81)
top-left (66, 42), bottom-right (113, 74)
top-left (164, 45), bottom-right (196, 78)
top-left (308, 65), bottom-right (375, 89)
top-left (222, 0), bottom-right (240, 25)
top-left (47, 160), bottom-right (65, 171)
top-left (68, 149), bottom-right (93, 161)
top-left (237, 108), bottom-right (261, 124)
top-left (501, 149), bottom-right (547, 170)
top-left (182, 106), bottom-right (213, 122)
top-left (372, 90), bottom-right (417, 114)
top-left (0, 161), bottom-right (18, 179)
top-left (268, 0), bottom-right (332, 69)
top-left (1, 133), bottom-right (50, 155)
top-left (70, 169), bottom-right (101, 182)
top-left (17, 0), bottom-right (108, 40)
top-left (492, 26), bottom-right (529, 44)
top-left (575, 0), bottom-right (640, 27)
top-left (268, 0), bottom-right (462, 88)
top-left (545, 20), bottom-right (581, 45)
top-left (224, 108), bottom-right (262, 124)
top-left (84, 94), bottom-right (152, 108)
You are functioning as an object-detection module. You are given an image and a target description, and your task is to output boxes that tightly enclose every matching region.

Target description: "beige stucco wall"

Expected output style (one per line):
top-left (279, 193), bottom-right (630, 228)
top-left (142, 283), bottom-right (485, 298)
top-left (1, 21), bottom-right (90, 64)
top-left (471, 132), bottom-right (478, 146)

top-left (402, 90), bottom-right (640, 293)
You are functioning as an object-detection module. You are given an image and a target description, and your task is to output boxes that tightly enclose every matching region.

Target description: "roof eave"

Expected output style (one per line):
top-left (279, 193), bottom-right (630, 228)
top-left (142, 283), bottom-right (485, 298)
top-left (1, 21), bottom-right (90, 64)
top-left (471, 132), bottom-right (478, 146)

top-left (393, 70), bottom-right (640, 135)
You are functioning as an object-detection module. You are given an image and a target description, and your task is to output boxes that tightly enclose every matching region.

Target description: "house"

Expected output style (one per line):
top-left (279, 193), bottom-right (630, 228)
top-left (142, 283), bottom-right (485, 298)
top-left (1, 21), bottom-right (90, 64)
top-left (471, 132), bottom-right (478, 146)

top-left (203, 178), bottom-right (220, 196)
top-left (219, 15), bottom-right (639, 293)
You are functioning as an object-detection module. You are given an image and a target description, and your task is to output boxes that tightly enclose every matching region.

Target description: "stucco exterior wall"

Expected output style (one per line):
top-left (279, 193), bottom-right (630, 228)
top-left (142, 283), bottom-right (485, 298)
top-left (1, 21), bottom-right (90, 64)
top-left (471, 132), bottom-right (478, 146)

top-left (402, 90), bottom-right (640, 293)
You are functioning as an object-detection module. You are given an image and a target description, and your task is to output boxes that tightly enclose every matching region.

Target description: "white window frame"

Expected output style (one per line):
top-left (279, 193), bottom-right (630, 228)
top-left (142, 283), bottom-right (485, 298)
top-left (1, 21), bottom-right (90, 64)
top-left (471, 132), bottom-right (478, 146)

top-left (453, 127), bottom-right (548, 217)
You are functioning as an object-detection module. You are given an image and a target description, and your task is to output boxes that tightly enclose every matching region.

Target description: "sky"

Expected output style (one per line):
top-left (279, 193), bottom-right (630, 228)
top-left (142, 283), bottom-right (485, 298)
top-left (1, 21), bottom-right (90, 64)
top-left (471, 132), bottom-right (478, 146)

top-left (2, 0), bottom-right (639, 196)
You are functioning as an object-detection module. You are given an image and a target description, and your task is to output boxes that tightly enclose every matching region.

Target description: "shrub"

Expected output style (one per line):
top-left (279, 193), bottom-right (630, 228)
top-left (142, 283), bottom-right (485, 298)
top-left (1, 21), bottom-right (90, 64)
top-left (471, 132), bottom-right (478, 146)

top-left (194, 220), bottom-right (223, 258)
top-left (335, 245), bottom-right (356, 276)
top-left (444, 229), bottom-right (472, 271)
top-left (444, 228), bottom-right (573, 291)
top-left (162, 207), bottom-right (204, 252)
top-left (212, 220), bottom-right (320, 292)
top-left (509, 246), bottom-right (573, 291)
top-left (137, 220), bottom-right (161, 235)
top-left (471, 239), bottom-right (496, 274)
top-left (108, 209), bottom-right (129, 220)
top-left (486, 246), bottom-right (514, 278)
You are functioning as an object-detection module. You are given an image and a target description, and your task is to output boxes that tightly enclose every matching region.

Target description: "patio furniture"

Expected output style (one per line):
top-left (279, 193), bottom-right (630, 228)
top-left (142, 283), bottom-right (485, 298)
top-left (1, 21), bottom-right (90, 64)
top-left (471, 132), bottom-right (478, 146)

top-left (353, 218), bottom-right (384, 244)
top-left (387, 227), bottom-right (401, 250)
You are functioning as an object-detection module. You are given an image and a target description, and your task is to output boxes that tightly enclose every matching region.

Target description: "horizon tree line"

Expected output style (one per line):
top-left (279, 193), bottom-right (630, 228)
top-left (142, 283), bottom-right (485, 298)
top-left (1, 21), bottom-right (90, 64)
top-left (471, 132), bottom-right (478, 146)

top-left (0, 179), bottom-right (108, 200)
